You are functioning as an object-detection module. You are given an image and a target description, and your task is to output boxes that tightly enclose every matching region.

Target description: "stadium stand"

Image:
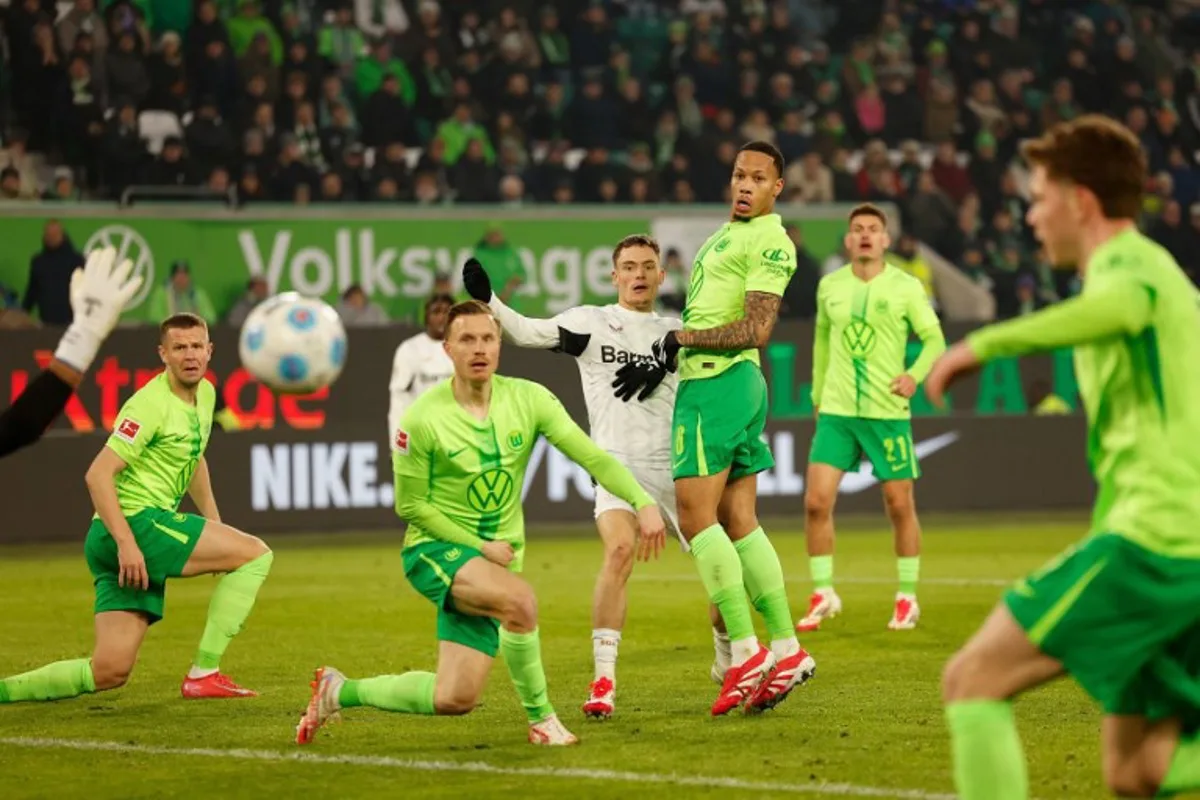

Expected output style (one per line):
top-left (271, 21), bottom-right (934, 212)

top-left (1, 0), bottom-right (1198, 321)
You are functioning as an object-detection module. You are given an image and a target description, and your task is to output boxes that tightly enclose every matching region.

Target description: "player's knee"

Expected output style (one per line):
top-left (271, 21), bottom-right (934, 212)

top-left (603, 537), bottom-right (634, 576)
top-left (90, 655), bottom-right (134, 690)
top-left (504, 585), bottom-right (538, 632)
top-left (434, 687), bottom-right (480, 716)
top-left (941, 648), bottom-right (977, 702)
top-left (239, 536), bottom-right (272, 566)
top-left (804, 489), bottom-right (834, 520)
top-left (882, 487), bottom-right (915, 522)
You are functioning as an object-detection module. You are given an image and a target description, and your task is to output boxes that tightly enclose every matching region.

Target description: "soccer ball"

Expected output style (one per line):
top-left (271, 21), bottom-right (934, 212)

top-left (238, 292), bottom-right (348, 394)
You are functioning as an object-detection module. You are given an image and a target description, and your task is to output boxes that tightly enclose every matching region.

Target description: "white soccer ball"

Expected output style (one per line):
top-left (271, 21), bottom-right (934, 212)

top-left (238, 292), bottom-right (348, 394)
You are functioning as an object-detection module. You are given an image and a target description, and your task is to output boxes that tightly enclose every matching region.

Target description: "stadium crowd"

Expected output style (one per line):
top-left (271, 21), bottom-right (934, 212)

top-left (2, 0), bottom-right (1200, 322)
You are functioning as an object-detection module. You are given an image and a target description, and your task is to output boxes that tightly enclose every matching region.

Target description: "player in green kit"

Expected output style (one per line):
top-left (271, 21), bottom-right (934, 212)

top-left (0, 313), bottom-right (274, 705)
top-left (296, 301), bottom-right (666, 747)
top-left (615, 141), bottom-right (815, 717)
top-left (928, 115), bottom-right (1200, 799)
top-left (797, 204), bottom-right (945, 633)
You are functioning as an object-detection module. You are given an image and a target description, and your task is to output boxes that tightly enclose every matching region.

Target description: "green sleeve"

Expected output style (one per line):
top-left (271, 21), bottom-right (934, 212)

top-left (904, 280), bottom-right (946, 383)
top-left (317, 26), bottom-right (334, 58)
top-left (745, 228), bottom-right (797, 297)
top-left (396, 61), bottom-right (416, 107)
top-left (106, 390), bottom-right (165, 466)
top-left (197, 290), bottom-right (218, 324)
top-left (146, 286), bottom-right (167, 323)
top-left (811, 280), bottom-right (831, 407)
top-left (968, 274), bottom-right (1153, 361)
top-left (533, 385), bottom-right (654, 510)
top-left (392, 416), bottom-right (488, 550)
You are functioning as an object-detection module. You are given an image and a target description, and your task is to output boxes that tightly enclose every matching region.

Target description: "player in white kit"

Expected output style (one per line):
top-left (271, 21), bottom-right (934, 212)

top-left (387, 294), bottom-right (456, 449)
top-left (463, 235), bottom-right (727, 719)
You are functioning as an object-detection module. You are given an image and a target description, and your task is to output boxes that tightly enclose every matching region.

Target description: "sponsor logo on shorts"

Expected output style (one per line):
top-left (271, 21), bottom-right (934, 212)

top-left (394, 429), bottom-right (409, 455)
top-left (444, 547), bottom-right (462, 563)
top-left (173, 513), bottom-right (187, 523)
top-left (115, 418), bottom-right (142, 443)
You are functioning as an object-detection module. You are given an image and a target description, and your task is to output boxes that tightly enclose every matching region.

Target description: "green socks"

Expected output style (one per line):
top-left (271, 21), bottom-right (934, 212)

top-left (193, 551), bottom-right (274, 670)
top-left (690, 525), bottom-right (755, 644)
top-left (339, 672), bottom-right (436, 714)
top-left (898, 556), bottom-right (920, 595)
top-left (1160, 729), bottom-right (1200, 794)
top-left (0, 658), bottom-right (96, 703)
top-left (946, 700), bottom-right (1028, 799)
top-left (809, 555), bottom-right (834, 591)
top-left (501, 627), bottom-right (555, 723)
top-left (733, 527), bottom-right (795, 642)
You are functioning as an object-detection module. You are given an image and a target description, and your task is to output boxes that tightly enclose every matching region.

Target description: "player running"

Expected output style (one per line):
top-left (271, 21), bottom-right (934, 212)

top-left (929, 115), bottom-right (1200, 799)
top-left (296, 300), bottom-right (666, 746)
top-left (461, 235), bottom-right (715, 720)
top-left (387, 292), bottom-right (455, 448)
top-left (0, 246), bottom-right (142, 458)
top-left (0, 313), bottom-right (273, 705)
top-left (616, 140), bottom-right (815, 716)
top-left (796, 204), bottom-right (945, 633)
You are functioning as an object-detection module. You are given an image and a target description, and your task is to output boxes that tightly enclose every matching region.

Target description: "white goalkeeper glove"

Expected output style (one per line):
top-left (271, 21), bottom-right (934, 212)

top-left (53, 246), bottom-right (143, 373)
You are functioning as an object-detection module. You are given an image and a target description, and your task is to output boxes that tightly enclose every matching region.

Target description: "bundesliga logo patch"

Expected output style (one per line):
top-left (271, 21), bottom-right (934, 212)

top-left (394, 429), bottom-right (409, 455)
top-left (115, 418), bottom-right (141, 443)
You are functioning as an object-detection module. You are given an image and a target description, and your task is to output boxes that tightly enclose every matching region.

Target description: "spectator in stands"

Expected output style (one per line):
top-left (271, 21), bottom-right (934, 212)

top-left (890, 232), bottom-right (937, 310)
top-left (780, 224), bottom-right (820, 320)
top-left (45, 167), bottom-right (80, 202)
top-left (472, 223), bottom-right (524, 303)
top-left (22, 220), bottom-right (83, 326)
top-left (147, 260), bottom-right (217, 323)
top-left (0, 129), bottom-right (39, 198)
top-left (336, 283), bottom-right (388, 326)
top-left (226, 276), bottom-right (270, 327)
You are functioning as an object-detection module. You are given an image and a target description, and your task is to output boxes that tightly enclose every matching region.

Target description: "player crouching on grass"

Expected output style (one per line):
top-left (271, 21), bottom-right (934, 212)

top-left (296, 300), bottom-right (667, 747)
top-left (0, 313), bottom-right (274, 705)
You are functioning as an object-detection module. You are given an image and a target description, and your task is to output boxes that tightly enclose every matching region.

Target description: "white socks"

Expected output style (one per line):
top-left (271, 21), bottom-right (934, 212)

top-left (592, 628), bottom-right (621, 681)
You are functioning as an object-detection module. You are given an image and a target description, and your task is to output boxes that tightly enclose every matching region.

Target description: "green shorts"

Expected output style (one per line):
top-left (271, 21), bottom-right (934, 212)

top-left (672, 361), bottom-right (774, 480)
top-left (1006, 534), bottom-right (1200, 731)
top-left (84, 508), bottom-right (206, 624)
top-left (403, 541), bottom-right (518, 658)
top-left (809, 413), bottom-right (920, 480)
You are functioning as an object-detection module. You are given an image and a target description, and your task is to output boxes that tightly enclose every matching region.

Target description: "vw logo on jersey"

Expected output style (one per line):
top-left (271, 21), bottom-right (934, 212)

top-left (842, 319), bottom-right (877, 357)
top-left (466, 469), bottom-right (514, 513)
top-left (83, 225), bottom-right (154, 309)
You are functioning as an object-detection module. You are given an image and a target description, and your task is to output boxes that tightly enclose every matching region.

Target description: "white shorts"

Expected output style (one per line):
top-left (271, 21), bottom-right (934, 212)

top-left (593, 461), bottom-right (687, 550)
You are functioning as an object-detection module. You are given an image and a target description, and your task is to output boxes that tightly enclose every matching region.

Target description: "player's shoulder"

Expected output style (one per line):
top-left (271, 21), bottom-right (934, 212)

top-left (818, 265), bottom-right (853, 287)
top-left (198, 378), bottom-right (216, 408)
top-left (886, 264), bottom-right (926, 290)
top-left (494, 373), bottom-right (552, 400)
top-left (405, 379), bottom-right (453, 420)
top-left (557, 304), bottom-right (603, 328)
top-left (1091, 230), bottom-right (1187, 290)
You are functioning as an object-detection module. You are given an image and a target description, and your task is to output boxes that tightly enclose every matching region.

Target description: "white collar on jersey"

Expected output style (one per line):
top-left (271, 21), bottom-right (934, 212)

top-left (609, 303), bottom-right (656, 318)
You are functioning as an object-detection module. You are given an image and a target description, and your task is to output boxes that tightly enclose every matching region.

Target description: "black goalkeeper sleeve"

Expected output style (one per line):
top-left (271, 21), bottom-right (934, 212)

top-left (0, 368), bottom-right (76, 458)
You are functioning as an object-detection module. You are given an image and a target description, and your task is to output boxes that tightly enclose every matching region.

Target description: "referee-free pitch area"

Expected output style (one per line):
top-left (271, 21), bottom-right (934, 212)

top-left (0, 519), bottom-right (1152, 799)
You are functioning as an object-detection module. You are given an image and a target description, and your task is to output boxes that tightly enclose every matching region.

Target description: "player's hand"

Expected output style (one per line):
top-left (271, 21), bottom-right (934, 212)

top-left (116, 542), bottom-right (149, 590)
top-left (889, 374), bottom-right (918, 399)
top-left (635, 506), bottom-right (666, 562)
top-left (54, 246), bottom-right (143, 372)
top-left (651, 331), bottom-right (681, 373)
top-left (924, 341), bottom-right (982, 409)
top-left (481, 540), bottom-right (514, 567)
top-left (612, 360), bottom-right (667, 402)
top-left (462, 258), bottom-right (493, 302)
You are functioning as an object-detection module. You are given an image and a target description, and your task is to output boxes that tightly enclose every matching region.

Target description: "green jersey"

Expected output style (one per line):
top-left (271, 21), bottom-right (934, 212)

top-left (812, 264), bottom-right (946, 419)
top-left (393, 374), bottom-right (654, 555)
top-left (969, 229), bottom-right (1200, 558)
top-left (680, 213), bottom-right (796, 381)
top-left (104, 372), bottom-right (216, 516)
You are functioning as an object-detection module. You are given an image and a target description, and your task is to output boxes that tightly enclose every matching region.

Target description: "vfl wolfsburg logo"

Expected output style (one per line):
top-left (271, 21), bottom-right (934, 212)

top-left (467, 469), bottom-right (514, 513)
top-left (507, 431), bottom-right (524, 450)
top-left (83, 225), bottom-right (155, 309)
top-left (842, 320), bottom-right (877, 357)
top-left (444, 548), bottom-right (462, 563)
top-left (875, 298), bottom-right (890, 313)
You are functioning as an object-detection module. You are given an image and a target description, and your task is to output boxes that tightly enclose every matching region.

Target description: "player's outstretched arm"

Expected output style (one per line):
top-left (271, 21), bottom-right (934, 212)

top-left (926, 278), bottom-right (1152, 407)
top-left (534, 385), bottom-right (666, 558)
top-left (0, 367), bottom-right (77, 457)
top-left (187, 456), bottom-right (221, 521)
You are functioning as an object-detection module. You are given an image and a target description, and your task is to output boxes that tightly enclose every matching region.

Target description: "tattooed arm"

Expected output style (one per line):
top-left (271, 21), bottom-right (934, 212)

top-left (676, 291), bottom-right (783, 351)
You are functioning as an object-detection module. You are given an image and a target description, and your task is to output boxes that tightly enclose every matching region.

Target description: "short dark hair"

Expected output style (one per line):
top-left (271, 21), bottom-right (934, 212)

top-left (611, 234), bottom-right (661, 266)
top-left (159, 312), bottom-right (207, 342)
top-left (446, 300), bottom-right (500, 336)
top-left (848, 203), bottom-right (889, 227)
top-left (1020, 114), bottom-right (1146, 219)
top-left (425, 292), bottom-right (455, 312)
top-left (737, 140), bottom-right (785, 178)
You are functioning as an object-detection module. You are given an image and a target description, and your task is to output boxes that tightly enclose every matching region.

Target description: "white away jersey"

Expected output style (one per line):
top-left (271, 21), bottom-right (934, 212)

top-left (387, 331), bottom-right (454, 445)
top-left (490, 298), bottom-right (681, 465)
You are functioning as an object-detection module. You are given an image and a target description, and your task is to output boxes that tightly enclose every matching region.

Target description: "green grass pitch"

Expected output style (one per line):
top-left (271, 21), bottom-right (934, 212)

top-left (1, 517), bottom-right (1188, 799)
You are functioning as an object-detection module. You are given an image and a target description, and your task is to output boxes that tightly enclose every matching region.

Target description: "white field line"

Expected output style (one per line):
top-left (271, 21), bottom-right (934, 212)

top-left (0, 736), bottom-right (959, 799)
top-left (630, 575), bottom-right (1012, 587)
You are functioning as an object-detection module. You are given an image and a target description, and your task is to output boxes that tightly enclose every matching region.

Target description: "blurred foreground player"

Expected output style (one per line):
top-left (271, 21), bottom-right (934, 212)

top-left (0, 314), bottom-right (274, 704)
top-left (296, 301), bottom-right (665, 747)
top-left (0, 247), bottom-right (141, 458)
top-left (929, 115), bottom-right (1200, 799)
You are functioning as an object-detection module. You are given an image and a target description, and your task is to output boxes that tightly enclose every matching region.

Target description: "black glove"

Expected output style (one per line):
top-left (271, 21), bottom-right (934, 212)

top-left (463, 258), bottom-right (492, 302)
top-left (651, 330), bottom-right (682, 373)
top-left (612, 360), bottom-right (668, 402)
